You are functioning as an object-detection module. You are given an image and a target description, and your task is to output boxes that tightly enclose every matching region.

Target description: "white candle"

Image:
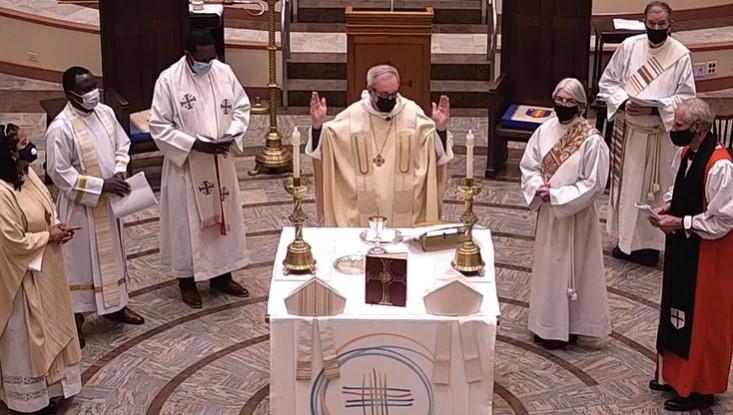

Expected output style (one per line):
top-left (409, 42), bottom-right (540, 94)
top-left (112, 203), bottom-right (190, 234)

top-left (291, 128), bottom-right (301, 179)
top-left (465, 130), bottom-right (475, 179)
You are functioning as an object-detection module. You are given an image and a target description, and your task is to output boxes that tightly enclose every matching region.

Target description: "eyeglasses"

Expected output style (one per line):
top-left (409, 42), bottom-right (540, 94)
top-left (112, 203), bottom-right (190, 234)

top-left (553, 97), bottom-right (578, 107)
top-left (372, 90), bottom-right (399, 100)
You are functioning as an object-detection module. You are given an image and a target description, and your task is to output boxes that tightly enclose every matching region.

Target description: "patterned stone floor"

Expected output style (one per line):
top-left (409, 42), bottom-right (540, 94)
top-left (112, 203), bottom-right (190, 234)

top-left (2, 74), bottom-right (733, 415)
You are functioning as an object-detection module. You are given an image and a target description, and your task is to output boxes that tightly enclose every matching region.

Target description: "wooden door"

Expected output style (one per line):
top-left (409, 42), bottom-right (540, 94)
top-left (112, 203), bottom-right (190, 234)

top-left (347, 36), bottom-right (431, 112)
top-left (501, 0), bottom-right (591, 106)
top-left (99, 0), bottom-right (189, 111)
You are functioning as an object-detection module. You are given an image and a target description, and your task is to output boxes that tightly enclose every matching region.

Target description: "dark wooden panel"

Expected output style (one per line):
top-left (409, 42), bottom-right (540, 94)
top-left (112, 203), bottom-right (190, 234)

top-left (99, 0), bottom-right (188, 112)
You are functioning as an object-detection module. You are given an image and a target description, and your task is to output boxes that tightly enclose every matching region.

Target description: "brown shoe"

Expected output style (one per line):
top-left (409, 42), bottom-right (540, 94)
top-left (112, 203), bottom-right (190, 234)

top-left (179, 284), bottom-right (203, 308)
top-left (74, 313), bottom-right (85, 349)
top-left (210, 273), bottom-right (249, 298)
top-left (103, 307), bottom-right (145, 325)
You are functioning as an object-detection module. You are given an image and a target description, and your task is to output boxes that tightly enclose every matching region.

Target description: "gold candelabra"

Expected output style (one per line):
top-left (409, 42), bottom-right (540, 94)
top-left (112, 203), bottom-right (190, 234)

top-left (248, 0), bottom-right (292, 176)
top-left (451, 177), bottom-right (485, 275)
top-left (282, 176), bottom-right (316, 274)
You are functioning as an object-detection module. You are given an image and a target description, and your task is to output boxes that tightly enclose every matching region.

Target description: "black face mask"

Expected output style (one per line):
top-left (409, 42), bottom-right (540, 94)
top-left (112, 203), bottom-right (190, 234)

top-left (375, 96), bottom-right (397, 113)
top-left (646, 27), bottom-right (669, 45)
top-left (554, 105), bottom-right (579, 123)
top-left (18, 142), bottom-right (38, 163)
top-left (670, 128), bottom-right (695, 147)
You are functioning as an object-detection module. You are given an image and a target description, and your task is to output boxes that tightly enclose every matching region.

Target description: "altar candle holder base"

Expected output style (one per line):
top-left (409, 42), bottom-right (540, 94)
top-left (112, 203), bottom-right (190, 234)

top-left (451, 178), bottom-right (485, 276)
top-left (282, 177), bottom-right (316, 275)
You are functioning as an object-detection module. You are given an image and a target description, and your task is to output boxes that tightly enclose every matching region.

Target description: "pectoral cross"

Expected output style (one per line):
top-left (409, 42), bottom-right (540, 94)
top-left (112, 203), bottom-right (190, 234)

top-left (198, 180), bottom-right (214, 195)
top-left (180, 93), bottom-right (197, 110)
top-left (221, 99), bottom-right (232, 115)
top-left (373, 153), bottom-right (385, 167)
top-left (220, 186), bottom-right (230, 201)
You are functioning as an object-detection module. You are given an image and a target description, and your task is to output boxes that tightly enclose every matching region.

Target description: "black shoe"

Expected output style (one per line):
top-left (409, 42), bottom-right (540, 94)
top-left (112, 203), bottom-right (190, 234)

top-left (648, 379), bottom-right (675, 392)
top-left (630, 249), bottom-right (659, 267)
top-left (611, 246), bottom-right (631, 260)
top-left (74, 313), bottom-right (85, 349)
top-left (569, 334), bottom-right (579, 344)
top-left (532, 334), bottom-right (568, 350)
top-left (664, 393), bottom-right (714, 412)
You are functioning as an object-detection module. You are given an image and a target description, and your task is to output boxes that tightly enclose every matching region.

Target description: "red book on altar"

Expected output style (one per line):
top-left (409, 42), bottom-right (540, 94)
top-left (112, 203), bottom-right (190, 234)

top-left (365, 252), bottom-right (407, 307)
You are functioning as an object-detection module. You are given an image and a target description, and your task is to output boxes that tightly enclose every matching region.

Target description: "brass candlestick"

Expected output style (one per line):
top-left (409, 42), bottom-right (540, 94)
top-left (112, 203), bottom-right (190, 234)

top-left (451, 177), bottom-right (485, 275)
top-left (248, 0), bottom-right (292, 176)
top-left (283, 176), bottom-right (316, 274)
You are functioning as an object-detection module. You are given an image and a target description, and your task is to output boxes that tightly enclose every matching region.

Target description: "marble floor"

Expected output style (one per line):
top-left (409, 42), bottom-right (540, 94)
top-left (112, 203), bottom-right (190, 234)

top-left (2, 73), bottom-right (733, 415)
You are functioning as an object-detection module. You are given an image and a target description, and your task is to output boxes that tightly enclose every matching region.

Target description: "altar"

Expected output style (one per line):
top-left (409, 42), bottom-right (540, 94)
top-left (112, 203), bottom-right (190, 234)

top-left (268, 226), bottom-right (500, 415)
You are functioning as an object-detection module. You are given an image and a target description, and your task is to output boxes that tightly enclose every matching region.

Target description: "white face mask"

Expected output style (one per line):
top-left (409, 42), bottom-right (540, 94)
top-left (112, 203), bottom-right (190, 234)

top-left (73, 88), bottom-right (100, 111)
top-left (192, 60), bottom-right (213, 76)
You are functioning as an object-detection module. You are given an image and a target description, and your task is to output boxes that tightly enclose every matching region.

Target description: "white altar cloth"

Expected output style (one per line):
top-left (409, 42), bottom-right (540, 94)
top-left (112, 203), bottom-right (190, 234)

top-left (268, 227), bottom-right (500, 415)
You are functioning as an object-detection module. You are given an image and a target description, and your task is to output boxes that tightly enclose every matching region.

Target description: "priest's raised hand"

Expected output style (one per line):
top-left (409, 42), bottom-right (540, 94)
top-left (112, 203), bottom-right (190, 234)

top-left (431, 95), bottom-right (451, 131)
top-left (310, 91), bottom-right (327, 129)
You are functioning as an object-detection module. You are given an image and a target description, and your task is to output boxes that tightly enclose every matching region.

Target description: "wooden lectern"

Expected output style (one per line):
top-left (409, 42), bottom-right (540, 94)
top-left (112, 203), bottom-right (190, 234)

top-left (345, 6), bottom-right (433, 112)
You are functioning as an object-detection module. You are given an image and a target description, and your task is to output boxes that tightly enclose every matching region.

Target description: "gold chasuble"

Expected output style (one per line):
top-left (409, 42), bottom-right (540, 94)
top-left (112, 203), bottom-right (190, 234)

top-left (313, 99), bottom-right (446, 227)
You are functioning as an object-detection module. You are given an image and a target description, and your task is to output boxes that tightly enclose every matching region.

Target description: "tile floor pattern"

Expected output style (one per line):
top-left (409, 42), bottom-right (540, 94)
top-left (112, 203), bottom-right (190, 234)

top-left (3, 73), bottom-right (733, 414)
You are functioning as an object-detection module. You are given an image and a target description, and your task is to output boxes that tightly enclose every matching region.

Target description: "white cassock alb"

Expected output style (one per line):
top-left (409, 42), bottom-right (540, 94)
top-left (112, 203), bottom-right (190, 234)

top-left (598, 34), bottom-right (696, 254)
top-left (150, 57), bottom-right (251, 281)
top-left (664, 145), bottom-right (733, 237)
top-left (520, 117), bottom-right (612, 341)
top-left (45, 103), bottom-right (130, 315)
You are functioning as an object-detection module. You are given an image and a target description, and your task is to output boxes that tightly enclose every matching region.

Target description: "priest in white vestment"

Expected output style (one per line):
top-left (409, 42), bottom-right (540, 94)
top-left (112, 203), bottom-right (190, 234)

top-left (0, 124), bottom-right (81, 413)
top-left (45, 67), bottom-right (144, 347)
top-left (520, 78), bottom-right (611, 349)
top-left (598, 2), bottom-right (696, 266)
top-left (306, 64), bottom-right (453, 227)
top-left (150, 31), bottom-right (251, 308)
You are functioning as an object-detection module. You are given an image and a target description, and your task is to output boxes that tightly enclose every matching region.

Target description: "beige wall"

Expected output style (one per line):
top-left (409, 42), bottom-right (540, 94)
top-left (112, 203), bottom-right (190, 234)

top-left (495, 0), bottom-right (733, 15)
top-left (0, 15), bottom-right (102, 76)
top-left (0, 15), bottom-right (281, 89)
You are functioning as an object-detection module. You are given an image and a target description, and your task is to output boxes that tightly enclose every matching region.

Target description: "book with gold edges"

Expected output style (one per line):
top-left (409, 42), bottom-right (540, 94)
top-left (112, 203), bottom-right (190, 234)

top-left (365, 252), bottom-right (407, 307)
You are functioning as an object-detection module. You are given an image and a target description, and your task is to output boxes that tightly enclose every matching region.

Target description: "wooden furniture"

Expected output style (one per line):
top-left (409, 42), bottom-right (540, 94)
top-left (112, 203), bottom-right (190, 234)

top-left (485, 0), bottom-right (592, 178)
top-left (99, 0), bottom-right (188, 113)
top-left (344, 6), bottom-right (433, 113)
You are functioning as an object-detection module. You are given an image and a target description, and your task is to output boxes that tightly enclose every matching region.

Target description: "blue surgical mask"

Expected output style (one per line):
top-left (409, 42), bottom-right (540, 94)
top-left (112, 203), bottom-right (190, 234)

top-left (192, 60), bottom-right (213, 76)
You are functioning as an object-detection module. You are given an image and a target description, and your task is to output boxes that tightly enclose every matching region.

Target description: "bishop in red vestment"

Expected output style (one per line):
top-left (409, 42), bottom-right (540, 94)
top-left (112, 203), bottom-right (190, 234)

top-left (649, 98), bottom-right (733, 412)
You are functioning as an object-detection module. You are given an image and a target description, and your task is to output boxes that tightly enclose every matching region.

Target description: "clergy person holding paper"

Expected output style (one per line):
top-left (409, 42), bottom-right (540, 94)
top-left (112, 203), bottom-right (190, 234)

top-left (45, 67), bottom-right (144, 347)
top-left (598, 2), bottom-right (696, 267)
top-left (150, 31), bottom-right (251, 308)
top-left (520, 78), bottom-right (611, 350)
top-left (307, 64), bottom-right (453, 227)
top-left (648, 99), bottom-right (733, 412)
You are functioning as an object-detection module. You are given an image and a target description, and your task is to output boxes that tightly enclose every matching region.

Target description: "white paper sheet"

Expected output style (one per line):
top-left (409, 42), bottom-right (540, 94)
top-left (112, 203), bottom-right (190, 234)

top-left (613, 18), bottom-right (645, 31)
top-left (28, 251), bottom-right (43, 272)
top-left (635, 202), bottom-right (661, 220)
top-left (110, 172), bottom-right (158, 218)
